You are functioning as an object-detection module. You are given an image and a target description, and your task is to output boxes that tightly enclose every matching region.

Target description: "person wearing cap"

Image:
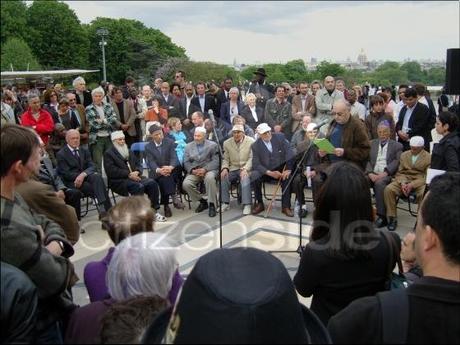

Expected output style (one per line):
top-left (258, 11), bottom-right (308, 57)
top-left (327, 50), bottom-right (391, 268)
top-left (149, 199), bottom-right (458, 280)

top-left (142, 247), bottom-right (331, 344)
top-left (145, 125), bottom-right (184, 217)
top-left (365, 121), bottom-right (403, 228)
top-left (384, 136), bottom-right (431, 231)
top-left (264, 85), bottom-right (293, 139)
top-left (251, 123), bottom-right (295, 217)
top-left (365, 95), bottom-right (396, 140)
top-left (220, 124), bottom-right (255, 215)
top-left (315, 76), bottom-right (345, 134)
top-left (247, 67), bottom-right (274, 108)
top-left (182, 126), bottom-right (219, 217)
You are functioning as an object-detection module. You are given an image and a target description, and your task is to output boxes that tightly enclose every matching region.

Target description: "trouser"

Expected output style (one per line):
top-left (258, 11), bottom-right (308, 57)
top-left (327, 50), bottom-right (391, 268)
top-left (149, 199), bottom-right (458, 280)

top-left (79, 173), bottom-right (112, 213)
top-left (221, 169), bottom-right (252, 205)
top-left (384, 181), bottom-right (426, 218)
top-left (126, 178), bottom-right (160, 210)
top-left (64, 188), bottom-right (83, 221)
top-left (251, 169), bottom-right (292, 209)
top-left (182, 171), bottom-right (217, 205)
top-left (90, 136), bottom-right (112, 174)
top-left (368, 175), bottom-right (392, 217)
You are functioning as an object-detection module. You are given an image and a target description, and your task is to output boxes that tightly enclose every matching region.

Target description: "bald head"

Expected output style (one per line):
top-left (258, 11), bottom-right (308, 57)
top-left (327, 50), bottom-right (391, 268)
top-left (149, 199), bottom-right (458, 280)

top-left (332, 100), bottom-right (351, 124)
top-left (66, 129), bottom-right (80, 149)
top-left (324, 76), bottom-right (336, 92)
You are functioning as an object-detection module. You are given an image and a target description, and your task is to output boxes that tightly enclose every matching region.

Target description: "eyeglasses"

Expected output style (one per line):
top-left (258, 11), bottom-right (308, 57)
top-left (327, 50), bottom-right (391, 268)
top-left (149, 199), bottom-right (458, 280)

top-left (331, 111), bottom-right (345, 116)
top-left (68, 99), bottom-right (76, 102)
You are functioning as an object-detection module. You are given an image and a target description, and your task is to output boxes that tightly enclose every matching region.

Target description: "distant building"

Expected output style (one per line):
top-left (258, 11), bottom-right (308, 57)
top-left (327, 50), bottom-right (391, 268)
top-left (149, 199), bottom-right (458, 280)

top-left (357, 48), bottom-right (368, 66)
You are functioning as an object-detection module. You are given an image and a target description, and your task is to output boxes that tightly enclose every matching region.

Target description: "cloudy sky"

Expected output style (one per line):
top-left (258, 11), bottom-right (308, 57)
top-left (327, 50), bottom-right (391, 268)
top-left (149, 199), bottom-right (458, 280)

top-left (65, 1), bottom-right (459, 65)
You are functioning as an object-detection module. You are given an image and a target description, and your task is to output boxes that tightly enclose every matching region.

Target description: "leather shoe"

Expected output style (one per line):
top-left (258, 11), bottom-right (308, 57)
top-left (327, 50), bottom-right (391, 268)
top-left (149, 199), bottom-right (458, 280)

top-left (387, 217), bottom-right (398, 231)
top-left (195, 201), bottom-right (208, 213)
top-left (252, 203), bottom-right (265, 215)
top-left (164, 205), bottom-right (172, 218)
top-left (209, 203), bottom-right (216, 217)
top-left (282, 208), bottom-right (294, 217)
top-left (375, 216), bottom-right (388, 228)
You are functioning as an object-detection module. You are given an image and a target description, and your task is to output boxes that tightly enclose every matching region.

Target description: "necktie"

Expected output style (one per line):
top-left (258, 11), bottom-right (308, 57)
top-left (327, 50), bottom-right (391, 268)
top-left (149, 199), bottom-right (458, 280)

top-left (73, 149), bottom-right (80, 158)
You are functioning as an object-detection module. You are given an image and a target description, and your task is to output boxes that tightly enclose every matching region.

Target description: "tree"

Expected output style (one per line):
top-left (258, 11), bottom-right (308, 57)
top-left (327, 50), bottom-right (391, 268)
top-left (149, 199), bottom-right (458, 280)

top-left (1, 37), bottom-right (41, 71)
top-left (86, 17), bottom-right (186, 84)
top-left (401, 61), bottom-right (425, 83)
top-left (26, 0), bottom-right (89, 69)
top-left (283, 59), bottom-right (308, 82)
top-left (315, 61), bottom-right (346, 80)
top-left (425, 67), bottom-right (446, 86)
top-left (1, 0), bottom-right (28, 45)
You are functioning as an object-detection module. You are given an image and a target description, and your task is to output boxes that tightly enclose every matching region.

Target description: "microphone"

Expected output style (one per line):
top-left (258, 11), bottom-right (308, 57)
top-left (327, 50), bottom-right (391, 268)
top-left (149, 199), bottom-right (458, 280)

top-left (208, 109), bottom-right (215, 123)
top-left (313, 119), bottom-right (329, 130)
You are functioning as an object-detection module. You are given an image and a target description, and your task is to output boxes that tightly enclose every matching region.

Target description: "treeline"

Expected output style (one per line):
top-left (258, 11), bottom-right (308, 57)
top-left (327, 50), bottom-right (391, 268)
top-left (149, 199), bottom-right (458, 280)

top-left (1, 0), bottom-right (446, 87)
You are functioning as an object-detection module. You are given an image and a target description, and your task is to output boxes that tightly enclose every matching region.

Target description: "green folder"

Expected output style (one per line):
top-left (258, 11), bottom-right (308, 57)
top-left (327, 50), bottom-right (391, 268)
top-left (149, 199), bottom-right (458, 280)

top-left (313, 138), bottom-right (335, 154)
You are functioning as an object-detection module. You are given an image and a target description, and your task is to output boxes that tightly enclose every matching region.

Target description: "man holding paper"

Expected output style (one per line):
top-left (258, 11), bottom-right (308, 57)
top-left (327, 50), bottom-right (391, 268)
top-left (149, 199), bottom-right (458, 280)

top-left (316, 100), bottom-right (370, 170)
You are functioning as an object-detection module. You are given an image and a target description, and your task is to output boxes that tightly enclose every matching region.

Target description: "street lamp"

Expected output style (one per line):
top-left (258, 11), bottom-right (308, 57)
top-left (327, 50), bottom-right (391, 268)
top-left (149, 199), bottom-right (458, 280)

top-left (96, 28), bottom-right (109, 82)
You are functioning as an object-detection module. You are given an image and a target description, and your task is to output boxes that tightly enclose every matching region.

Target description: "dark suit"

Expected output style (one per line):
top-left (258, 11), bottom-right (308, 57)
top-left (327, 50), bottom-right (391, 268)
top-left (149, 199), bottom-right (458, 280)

top-left (178, 96), bottom-right (200, 123)
top-left (365, 139), bottom-right (403, 217)
top-left (240, 105), bottom-right (267, 130)
top-left (159, 93), bottom-right (180, 117)
top-left (191, 94), bottom-right (217, 117)
top-left (56, 145), bottom-right (111, 213)
top-left (251, 133), bottom-right (295, 208)
top-left (74, 90), bottom-right (92, 108)
top-left (103, 146), bottom-right (160, 209)
top-left (220, 101), bottom-right (245, 124)
top-left (145, 138), bottom-right (181, 204)
top-left (396, 102), bottom-right (432, 151)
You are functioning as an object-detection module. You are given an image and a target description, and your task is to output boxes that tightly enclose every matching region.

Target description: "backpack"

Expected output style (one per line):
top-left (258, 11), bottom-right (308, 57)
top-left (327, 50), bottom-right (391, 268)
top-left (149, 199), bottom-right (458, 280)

top-left (377, 288), bottom-right (410, 344)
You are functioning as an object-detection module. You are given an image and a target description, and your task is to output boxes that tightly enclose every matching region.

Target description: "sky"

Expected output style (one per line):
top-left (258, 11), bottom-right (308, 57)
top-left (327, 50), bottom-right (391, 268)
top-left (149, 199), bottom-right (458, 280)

top-left (64, 1), bottom-right (459, 65)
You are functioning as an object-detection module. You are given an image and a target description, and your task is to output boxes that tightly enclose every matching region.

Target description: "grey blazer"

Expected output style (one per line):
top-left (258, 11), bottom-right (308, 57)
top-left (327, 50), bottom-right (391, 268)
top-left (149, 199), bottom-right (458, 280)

top-left (365, 139), bottom-right (403, 176)
top-left (184, 140), bottom-right (219, 174)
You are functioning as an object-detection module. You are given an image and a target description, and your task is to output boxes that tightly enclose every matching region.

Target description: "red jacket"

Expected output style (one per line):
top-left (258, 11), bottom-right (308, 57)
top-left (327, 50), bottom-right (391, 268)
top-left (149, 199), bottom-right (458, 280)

top-left (21, 108), bottom-right (54, 145)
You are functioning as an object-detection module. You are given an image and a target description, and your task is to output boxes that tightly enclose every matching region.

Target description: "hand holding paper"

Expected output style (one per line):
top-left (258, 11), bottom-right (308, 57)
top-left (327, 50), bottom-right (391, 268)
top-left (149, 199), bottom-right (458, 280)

top-left (314, 138), bottom-right (336, 154)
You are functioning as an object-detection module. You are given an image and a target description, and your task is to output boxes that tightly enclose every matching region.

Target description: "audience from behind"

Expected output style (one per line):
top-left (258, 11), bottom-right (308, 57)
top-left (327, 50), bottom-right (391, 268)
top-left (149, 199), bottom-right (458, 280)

top-left (328, 172), bottom-right (460, 344)
top-left (294, 161), bottom-right (400, 325)
top-left (431, 111), bottom-right (460, 171)
top-left (143, 247), bottom-right (331, 344)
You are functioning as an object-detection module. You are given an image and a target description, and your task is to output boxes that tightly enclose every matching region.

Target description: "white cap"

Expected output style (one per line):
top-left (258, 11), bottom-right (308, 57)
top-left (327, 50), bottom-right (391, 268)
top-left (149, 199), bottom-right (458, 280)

top-left (232, 124), bottom-right (245, 132)
top-left (409, 136), bottom-right (424, 147)
top-left (256, 123), bottom-right (271, 134)
top-left (111, 130), bottom-right (125, 141)
top-left (306, 123), bottom-right (317, 132)
top-left (195, 127), bottom-right (206, 134)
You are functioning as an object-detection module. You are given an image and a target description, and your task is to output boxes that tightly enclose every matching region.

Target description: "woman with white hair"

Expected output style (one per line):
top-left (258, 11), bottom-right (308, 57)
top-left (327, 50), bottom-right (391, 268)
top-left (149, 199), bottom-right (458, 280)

top-left (65, 231), bottom-right (181, 344)
top-left (85, 86), bottom-right (121, 173)
top-left (220, 87), bottom-right (245, 125)
top-left (72, 76), bottom-right (92, 108)
top-left (240, 92), bottom-right (267, 130)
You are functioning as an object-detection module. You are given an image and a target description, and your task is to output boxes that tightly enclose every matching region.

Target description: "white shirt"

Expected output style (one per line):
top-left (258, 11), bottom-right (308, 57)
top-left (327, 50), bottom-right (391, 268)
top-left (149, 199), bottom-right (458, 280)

top-left (249, 106), bottom-right (258, 122)
top-left (350, 102), bottom-right (366, 121)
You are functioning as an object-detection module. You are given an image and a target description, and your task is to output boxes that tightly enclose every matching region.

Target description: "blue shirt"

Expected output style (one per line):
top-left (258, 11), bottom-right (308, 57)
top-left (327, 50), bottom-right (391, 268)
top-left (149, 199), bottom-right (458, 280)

top-left (402, 104), bottom-right (416, 133)
top-left (263, 140), bottom-right (273, 153)
top-left (329, 123), bottom-right (344, 162)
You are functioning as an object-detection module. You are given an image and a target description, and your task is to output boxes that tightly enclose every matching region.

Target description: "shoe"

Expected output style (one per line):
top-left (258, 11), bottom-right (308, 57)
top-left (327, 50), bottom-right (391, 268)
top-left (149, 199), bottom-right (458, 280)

top-left (375, 216), bottom-right (388, 228)
top-left (172, 194), bottom-right (185, 210)
top-left (243, 205), bottom-right (252, 215)
top-left (209, 203), bottom-right (216, 217)
top-left (164, 205), bottom-right (172, 218)
top-left (252, 203), bottom-right (265, 215)
top-left (387, 217), bottom-right (398, 231)
top-left (80, 228), bottom-right (86, 234)
top-left (282, 208), bottom-right (294, 217)
top-left (155, 212), bottom-right (167, 222)
top-left (299, 208), bottom-right (308, 218)
top-left (195, 200), bottom-right (208, 213)
top-left (218, 203), bottom-right (230, 212)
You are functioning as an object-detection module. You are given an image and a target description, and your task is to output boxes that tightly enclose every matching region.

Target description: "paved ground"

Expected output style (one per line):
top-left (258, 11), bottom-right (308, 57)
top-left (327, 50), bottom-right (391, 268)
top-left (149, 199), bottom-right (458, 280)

top-left (71, 188), bottom-right (418, 307)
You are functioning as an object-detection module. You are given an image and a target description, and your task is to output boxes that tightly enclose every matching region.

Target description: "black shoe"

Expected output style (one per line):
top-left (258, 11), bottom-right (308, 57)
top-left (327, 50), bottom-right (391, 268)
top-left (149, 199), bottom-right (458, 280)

top-left (387, 217), bottom-right (398, 231)
top-left (375, 216), bottom-right (388, 228)
top-left (164, 205), bottom-right (172, 218)
top-left (209, 203), bottom-right (216, 217)
top-left (299, 208), bottom-right (308, 218)
top-left (195, 201), bottom-right (208, 213)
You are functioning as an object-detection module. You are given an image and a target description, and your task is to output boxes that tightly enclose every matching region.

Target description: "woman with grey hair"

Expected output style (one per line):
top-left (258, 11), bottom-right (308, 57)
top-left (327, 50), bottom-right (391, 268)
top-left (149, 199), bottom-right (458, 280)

top-left (65, 232), bottom-right (181, 343)
top-left (72, 76), bottom-right (92, 107)
top-left (220, 86), bottom-right (245, 125)
top-left (240, 92), bottom-right (267, 130)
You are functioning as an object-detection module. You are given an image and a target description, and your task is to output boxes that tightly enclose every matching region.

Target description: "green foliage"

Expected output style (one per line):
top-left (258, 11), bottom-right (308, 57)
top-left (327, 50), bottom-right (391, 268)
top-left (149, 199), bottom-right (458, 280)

top-left (1, 37), bottom-right (41, 71)
top-left (86, 17), bottom-right (186, 84)
top-left (1, 0), bottom-right (28, 45)
top-left (25, 0), bottom-right (89, 69)
top-left (400, 61), bottom-right (424, 83)
top-left (315, 61), bottom-right (346, 80)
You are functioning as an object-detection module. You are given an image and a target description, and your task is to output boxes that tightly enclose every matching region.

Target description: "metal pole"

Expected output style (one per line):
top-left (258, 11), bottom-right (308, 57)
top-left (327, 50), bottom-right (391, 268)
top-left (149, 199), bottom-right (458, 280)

top-left (101, 36), bottom-right (107, 82)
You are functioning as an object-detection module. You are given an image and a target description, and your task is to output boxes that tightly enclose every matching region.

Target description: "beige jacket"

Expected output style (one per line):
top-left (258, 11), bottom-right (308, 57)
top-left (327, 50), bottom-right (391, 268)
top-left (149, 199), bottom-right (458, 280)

top-left (222, 135), bottom-right (255, 172)
top-left (394, 150), bottom-right (431, 188)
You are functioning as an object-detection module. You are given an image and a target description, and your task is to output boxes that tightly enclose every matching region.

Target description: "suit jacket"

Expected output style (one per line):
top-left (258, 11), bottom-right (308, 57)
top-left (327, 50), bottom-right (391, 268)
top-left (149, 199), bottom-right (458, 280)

top-left (71, 104), bottom-right (89, 144)
top-left (365, 139), bottom-right (403, 176)
top-left (38, 157), bottom-right (66, 191)
top-left (56, 146), bottom-right (96, 188)
top-left (291, 94), bottom-right (316, 132)
top-left (103, 146), bottom-right (142, 196)
top-left (183, 140), bottom-right (219, 174)
top-left (220, 101), bottom-right (245, 124)
top-left (251, 133), bottom-right (294, 176)
top-left (240, 105), bottom-right (267, 130)
top-left (159, 93), bottom-right (180, 117)
top-left (222, 136), bottom-right (255, 172)
top-left (178, 97), bottom-right (200, 121)
top-left (74, 90), bottom-right (92, 108)
top-left (144, 138), bottom-right (179, 178)
top-left (396, 102), bottom-right (431, 151)
top-left (191, 94), bottom-right (217, 116)
top-left (394, 150), bottom-right (431, 189)
top-left (110, 99), bottom-right (137, 137)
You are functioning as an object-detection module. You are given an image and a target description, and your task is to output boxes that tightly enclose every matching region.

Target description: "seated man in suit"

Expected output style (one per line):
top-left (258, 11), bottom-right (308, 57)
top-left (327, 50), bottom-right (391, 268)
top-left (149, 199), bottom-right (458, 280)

top-left (251, 123), bottom-right (295, 217)
top-left (220, 124), bottom-right (255, 215)
top-left (182, 127), bottom-right (219, 217)
top-left (384, 136), bottom-right (431, 231)
top-left (145, 125), bottom-right (183, 217)
top-left (56, 129), bottom-right (112, 219)
top-left (104, 130), bottom-right (166, 222)
top-left (365, 121), bottom-right (403, 228)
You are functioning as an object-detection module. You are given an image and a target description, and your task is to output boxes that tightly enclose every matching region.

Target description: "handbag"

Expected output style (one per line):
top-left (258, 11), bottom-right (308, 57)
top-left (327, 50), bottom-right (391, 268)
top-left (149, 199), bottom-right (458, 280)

top-left (380, 229), bottom-right (409, 290)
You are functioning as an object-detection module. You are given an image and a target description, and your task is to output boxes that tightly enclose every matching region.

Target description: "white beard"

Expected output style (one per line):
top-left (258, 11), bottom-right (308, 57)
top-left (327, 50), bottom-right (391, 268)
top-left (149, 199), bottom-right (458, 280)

top-left (114, 143), bottom-right (130, 160)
